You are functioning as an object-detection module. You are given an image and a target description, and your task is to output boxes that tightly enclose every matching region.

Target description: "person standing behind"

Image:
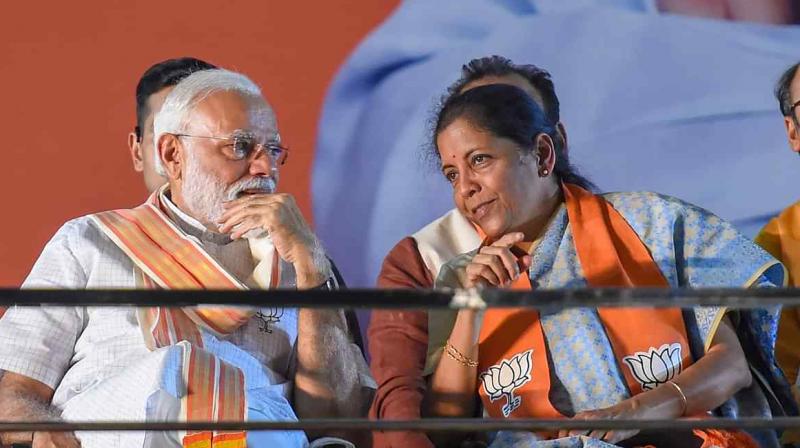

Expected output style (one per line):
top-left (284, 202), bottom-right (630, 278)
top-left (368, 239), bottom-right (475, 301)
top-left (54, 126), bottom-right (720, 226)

top-left (755, 61), bottom-right (800, 394)
top-left (127, 57), bottom-right (217, 193)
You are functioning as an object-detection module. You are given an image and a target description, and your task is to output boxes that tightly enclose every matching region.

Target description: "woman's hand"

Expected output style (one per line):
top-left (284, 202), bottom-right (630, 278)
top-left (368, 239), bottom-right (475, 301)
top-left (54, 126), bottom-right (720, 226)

top-left (558, 375), bottom-right (689, 444)
top-left (466, 232), bottom-right (532, 287)
top-left (556, 315), bottom-right (750, 445)
top-left (558, 397), bottom-right (647, 444)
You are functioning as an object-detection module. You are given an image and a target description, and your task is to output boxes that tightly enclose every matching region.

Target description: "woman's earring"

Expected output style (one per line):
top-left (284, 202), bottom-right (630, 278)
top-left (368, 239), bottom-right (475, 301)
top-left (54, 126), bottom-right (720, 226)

top-left (540, 169), bottom-right (549, 177)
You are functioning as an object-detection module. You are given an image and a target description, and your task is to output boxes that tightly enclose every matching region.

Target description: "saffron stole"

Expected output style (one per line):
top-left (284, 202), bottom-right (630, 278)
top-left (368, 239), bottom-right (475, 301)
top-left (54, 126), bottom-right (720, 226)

top-left (90, 189), bottom-right (281, 448)
top-left (477, 184), bottom-right (692, 420)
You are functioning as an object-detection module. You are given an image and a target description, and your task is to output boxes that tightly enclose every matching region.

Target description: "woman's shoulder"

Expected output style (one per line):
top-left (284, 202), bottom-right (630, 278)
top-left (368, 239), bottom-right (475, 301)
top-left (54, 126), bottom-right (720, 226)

top-left (601, 190), bottom-right (723, 225)
top-left (603, 190), bottom-right (699, 208)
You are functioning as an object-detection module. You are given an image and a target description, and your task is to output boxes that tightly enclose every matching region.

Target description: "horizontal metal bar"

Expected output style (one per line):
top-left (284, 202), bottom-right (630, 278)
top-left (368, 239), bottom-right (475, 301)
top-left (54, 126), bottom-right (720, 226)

top-left (1, 417), bottom-right (800, 432)
top-left (1, 288), bottom-right (800, 309)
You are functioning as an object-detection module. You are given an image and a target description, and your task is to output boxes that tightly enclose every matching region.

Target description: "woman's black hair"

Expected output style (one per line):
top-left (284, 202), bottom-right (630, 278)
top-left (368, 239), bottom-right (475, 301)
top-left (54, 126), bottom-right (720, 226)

top-left (431, 83), bottom-right (594, 190)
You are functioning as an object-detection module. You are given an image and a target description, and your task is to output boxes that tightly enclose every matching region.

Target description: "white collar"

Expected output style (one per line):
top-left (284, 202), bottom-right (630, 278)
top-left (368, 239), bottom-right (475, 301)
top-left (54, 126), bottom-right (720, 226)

top-left (159, 188), bottom-right (233, 245)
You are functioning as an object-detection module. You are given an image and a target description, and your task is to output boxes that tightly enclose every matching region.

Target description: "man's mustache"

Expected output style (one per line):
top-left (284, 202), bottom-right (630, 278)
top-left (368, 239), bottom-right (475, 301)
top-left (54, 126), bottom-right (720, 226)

top-left (225, 176), bottom-right (277, 199)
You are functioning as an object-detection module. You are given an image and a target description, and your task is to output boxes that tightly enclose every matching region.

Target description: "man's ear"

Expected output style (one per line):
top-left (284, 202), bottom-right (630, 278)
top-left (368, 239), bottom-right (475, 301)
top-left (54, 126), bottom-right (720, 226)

top-left (785, 117), bottom-right (800, 153)
top-left (534, 133), bottom-right (557, 173)
top-left (158, 133), bottom-right (184, 181)
top-left (127, 132), bottom-right (144, 172)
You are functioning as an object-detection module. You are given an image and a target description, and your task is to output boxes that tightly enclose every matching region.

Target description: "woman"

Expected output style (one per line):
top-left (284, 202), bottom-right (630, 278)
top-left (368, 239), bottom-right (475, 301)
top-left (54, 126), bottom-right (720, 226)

top-left (419, 84), bottom-right (792, 447)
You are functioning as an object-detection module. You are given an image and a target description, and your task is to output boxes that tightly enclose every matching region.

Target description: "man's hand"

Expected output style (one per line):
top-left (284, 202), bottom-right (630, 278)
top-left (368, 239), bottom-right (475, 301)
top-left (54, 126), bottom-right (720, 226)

top-left (32, 431), bottom-right (81, 448)
top-left (466, 232), bottom-right (531, 287)
top-left (0, 371), bottom-right (71, 448)
top-left (219, 193), bottom-right (329, 286)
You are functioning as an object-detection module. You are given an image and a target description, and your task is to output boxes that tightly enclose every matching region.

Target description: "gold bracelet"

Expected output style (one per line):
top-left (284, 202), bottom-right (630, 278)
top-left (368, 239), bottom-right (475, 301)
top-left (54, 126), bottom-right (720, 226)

top-left (666, 380), bottom-right (688, 416)
top-left (445, 340), bottom-right (478, 367)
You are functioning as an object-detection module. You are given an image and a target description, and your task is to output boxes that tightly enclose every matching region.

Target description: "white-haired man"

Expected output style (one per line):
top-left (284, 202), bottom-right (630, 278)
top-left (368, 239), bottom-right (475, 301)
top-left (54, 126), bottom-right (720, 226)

top-left (0, 69), bottom-right (373, 448)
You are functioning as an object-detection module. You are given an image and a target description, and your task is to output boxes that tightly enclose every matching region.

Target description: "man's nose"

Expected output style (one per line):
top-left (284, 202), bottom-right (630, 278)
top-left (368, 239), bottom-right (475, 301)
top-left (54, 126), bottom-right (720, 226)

top-left (248, 147), bottom-right (276, 176)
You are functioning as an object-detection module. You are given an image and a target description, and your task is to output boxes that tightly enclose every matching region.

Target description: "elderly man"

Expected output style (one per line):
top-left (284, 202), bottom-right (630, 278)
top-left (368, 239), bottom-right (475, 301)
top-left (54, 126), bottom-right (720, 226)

top-left (756, 61), bottom-right (800, 394)
top-left (0, 62), bottom-right (219, 329)
top-left (127, 57), bottom-right (217, 193)
top-left (0, 69), bottom-right (372, 448)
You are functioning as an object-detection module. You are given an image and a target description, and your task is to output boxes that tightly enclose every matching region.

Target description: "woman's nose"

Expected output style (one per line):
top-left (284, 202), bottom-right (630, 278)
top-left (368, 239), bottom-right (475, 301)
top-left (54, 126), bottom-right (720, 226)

top-left (458, 172), bottom-right (480, 198)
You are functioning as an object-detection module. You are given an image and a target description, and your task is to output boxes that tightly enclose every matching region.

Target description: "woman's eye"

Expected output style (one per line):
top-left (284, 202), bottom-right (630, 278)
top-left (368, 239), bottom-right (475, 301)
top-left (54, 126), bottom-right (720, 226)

top-left (444, 171), bottom-right (458, 183)
top-left (472, 154), bottom-right (489, 165)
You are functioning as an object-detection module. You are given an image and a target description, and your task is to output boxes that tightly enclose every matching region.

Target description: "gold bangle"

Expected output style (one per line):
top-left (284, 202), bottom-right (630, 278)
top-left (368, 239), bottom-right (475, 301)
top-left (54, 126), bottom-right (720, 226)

top-left (666, 380), bottom-right (688, 416)
top-left (445, 340), bottom-right (478, 367)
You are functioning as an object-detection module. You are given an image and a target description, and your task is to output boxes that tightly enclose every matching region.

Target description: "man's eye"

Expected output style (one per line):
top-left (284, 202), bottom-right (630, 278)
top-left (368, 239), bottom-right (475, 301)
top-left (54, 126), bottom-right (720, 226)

top-left (233, 139), bottom-right (252, 158)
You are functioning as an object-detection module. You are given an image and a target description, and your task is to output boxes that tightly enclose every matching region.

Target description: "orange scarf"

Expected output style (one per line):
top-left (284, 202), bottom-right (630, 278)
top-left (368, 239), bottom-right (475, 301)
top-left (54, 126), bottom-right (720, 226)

top-left (477, 184), bottom-right (690, 420)
top-left (476, 184), bottom-right (756, 446)
top-left (91, 188), bottom-right (259, 448)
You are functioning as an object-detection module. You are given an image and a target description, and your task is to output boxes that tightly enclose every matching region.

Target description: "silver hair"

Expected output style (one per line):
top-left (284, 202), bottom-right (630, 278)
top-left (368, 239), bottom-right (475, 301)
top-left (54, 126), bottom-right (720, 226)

top-left (152, 69), bottom-right (267, 175)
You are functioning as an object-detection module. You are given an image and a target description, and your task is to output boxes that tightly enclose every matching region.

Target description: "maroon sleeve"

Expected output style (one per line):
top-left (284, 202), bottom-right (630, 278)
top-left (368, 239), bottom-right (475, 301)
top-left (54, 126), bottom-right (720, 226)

top-left (368, 237), bottom-right (435, 448)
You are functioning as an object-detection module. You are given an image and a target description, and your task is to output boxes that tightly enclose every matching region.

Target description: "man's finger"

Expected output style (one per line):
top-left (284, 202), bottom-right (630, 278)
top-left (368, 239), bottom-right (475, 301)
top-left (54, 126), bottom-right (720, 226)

top-left (230, 216), bottom-right (263, 240)
top-left (220, 195), bottom-right (275, 219)
top-left (219, 211), bottom-right (253, 233)
top-left (223, 192), bottom-right (275, 206)
top-left (223, 192), bottom-right (294, 210)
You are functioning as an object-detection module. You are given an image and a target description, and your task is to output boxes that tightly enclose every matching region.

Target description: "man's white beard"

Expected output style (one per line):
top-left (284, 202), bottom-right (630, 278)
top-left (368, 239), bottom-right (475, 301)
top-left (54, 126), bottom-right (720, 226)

top-left (182, 152), bottom-right (277, 236)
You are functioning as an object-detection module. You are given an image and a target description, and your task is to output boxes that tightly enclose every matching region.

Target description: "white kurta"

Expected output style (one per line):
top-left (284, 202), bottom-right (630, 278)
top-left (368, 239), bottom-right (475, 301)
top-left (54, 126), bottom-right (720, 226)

top-left (0, 196), bottom-right (308, 447)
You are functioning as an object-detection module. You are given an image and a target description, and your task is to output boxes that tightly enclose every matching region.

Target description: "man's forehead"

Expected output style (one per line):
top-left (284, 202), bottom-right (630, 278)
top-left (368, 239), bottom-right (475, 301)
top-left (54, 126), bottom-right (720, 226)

top-left (185, 90), bottom-right (278, 139)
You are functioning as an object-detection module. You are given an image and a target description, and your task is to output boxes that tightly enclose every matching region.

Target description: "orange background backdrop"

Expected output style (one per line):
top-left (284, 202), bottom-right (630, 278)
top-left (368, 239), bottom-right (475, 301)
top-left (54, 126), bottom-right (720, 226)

top-left (0, 1), bottom-right (398, 286)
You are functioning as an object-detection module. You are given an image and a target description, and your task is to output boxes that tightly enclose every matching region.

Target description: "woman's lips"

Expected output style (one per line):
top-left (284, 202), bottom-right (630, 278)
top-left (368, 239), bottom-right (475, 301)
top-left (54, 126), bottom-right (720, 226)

top-left (472, 199), bottom-right (496, 221)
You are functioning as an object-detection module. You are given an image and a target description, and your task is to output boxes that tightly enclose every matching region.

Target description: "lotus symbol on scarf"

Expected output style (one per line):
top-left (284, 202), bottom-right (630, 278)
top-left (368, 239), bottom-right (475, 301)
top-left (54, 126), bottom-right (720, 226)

top-left (480, 350), bottom-right (533, 417)
top-left (622, 343), bottom-right (683, 391)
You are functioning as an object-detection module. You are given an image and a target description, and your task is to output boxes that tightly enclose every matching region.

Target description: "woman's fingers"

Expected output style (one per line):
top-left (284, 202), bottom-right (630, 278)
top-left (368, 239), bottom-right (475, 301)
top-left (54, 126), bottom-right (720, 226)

top-left (602, 429), bottom-right (639, 444)
top-left (467, 232), bottom-right (532, 287)
top-left (473, 252), bottom-right (515, 285)
top-left (565, 410), bottom-right (600, 438)
top-left (587, 429), bottom-right (607, 440)
top-left (519, 254), bottom-right (532, 271)
top-left (466, 259), bottom-right (501, 286)
top-left (491, 232), bottom-right (525, 248)
top-left (562, 407), bottom-right (639, 444)
top-left (478, 246), bottom-right (520, 282)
